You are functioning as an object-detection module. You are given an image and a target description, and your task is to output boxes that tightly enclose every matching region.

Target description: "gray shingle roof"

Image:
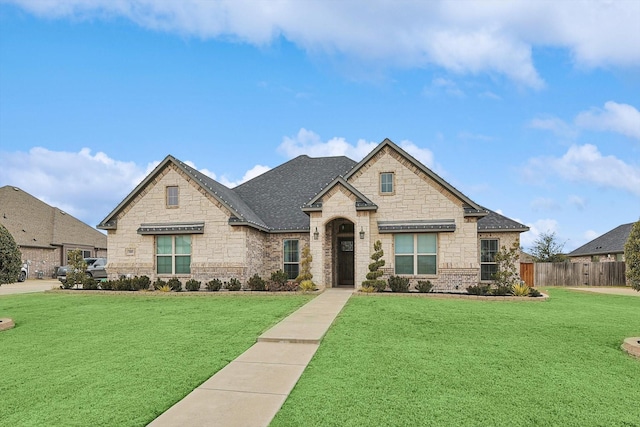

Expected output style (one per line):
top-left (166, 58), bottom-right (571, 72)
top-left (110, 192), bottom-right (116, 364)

top-left (568, 223), bottom-right (634, 256)
top-left (477, 210), bottom-right (529, 232)
top-left (234, 155), bottom-right (357, 231)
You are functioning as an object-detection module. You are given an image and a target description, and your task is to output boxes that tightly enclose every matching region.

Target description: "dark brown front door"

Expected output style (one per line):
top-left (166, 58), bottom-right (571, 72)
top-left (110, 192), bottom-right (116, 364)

top-left (338, 238), bottom-right (354, 286)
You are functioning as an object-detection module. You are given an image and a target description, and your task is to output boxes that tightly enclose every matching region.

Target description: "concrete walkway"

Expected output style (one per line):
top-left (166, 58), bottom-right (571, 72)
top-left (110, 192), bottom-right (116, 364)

top-left (148, 288), bottom-right (353, 427)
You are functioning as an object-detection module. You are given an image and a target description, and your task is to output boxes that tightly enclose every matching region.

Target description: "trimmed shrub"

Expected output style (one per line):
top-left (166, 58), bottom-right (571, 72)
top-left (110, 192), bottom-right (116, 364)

top-left (113, 278), bottom-right (134, 291)
top-left (246, 274), bottom-right (266, 291)
top-left (226, 278), bottom-right (241, 291)
top-left (416, 280), bottom-right (433, 293)
top-left (491, 284), bottom-right (512, 296)
top-left (268, 280), bottom-right (299, 292)
top-left (167, 277), bottom-right (182, 292)
top-left (529, 288), bottom-right (542, 297)
top-left (270, 270), bottom-right (288, 287)
top-left (295, 245), bottom-right (313, 283)
top-left (153, 278), bottom-right (167, 291)
top-left (362, 240), bottom-right (386, 292)
top-left (134, 275), bottom-right (151, 291)
top-left (467, 284), bottom-right (491, 295)
top-left (185, 279), bottom-right (201, 292)
top-left (388, 275), bottom-right (410, 292)
top-left (100, 280), bottom-right (113, 290)
top-left (82, 277), bottom-right (99, 290)
top-left (205, 279), bottom-right (222, 292)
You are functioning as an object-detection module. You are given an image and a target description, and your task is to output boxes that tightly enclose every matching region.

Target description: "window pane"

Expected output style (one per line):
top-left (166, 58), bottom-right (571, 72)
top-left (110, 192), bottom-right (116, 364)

top-left (395, 255), bottom-right (414, 274)
top-left (481, 264), bottom-right (497, 281)
top-left (157, 236), bottom-right (172, 255)
top-left (481, 239), bottom-right (498, 262)
top-left (395, 234), bottom-right (414, 254)
top-left (380, 173), bottom-right (393, 193)
top-left (418, 255), bottom-right (436, 274)
top-left (175, 256), bottom-right (191, 274)
top-left (284, 240), bottom-right (299, 263)
top-left (284, 264), bottom-right (299, 280)
top-left (417, 234), bottom-right (436, 254)
top-left (157, 256), bottom-right (172, 274)
top-left (175, 235), bottom-right (191, 255)
top-left (167, 186), bottom-right (178, 206)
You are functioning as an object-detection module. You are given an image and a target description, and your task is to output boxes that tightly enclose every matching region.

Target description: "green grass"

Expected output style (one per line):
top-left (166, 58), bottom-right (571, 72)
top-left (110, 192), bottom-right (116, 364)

top-left (0, 292), bottom-right (312, 427)
top-left (271, 289), bottom-right (640, 427)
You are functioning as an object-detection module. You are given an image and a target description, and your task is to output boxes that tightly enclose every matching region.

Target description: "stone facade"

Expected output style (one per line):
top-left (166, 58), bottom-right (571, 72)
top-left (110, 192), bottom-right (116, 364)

top-left (100, 140), bottom-right (528, 290)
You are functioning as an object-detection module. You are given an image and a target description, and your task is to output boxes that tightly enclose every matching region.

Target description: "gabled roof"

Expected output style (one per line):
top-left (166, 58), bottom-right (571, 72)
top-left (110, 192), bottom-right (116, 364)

top-left (344, 138), bottom-right (487, 216)
top-left (302, 176), bottom-right (378, 213)
top-left (568, 222), bottom-right (634, 257)
top-left (0, 186), bottom-right (107, 249)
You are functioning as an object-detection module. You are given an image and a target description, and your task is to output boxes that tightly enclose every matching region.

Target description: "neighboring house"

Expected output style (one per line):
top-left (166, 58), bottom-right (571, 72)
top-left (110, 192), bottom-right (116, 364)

top-left (568, 223), bottom-right (634, 263)
top-left (98, 139), bottom-right (528, 291)
top-left (0, 186), bottom-right (108, 279)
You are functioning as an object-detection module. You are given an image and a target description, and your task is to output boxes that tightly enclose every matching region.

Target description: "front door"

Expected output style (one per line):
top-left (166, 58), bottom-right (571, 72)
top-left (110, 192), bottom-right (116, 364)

top-left (337, 238), bottom-right (354, 286)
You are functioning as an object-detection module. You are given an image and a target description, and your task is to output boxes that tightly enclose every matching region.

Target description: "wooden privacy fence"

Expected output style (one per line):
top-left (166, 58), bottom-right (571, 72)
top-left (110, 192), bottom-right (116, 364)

top-left (533, 262), bottom-right (626, 287)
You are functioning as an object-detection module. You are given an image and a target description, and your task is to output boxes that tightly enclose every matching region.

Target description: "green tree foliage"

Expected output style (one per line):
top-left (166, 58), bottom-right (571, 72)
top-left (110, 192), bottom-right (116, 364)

top-left (64, 249), bottom-right (87, 289)
top-left (492, 240), bottom-right (522, 294)
top-left (295, 245), bottom-right (314, 284)
top-left (624, 220), bottom-right (640, 292)
top-left (362, 240), bottom-right (386, 292)
top-left (0, 223), bottom-right (22, 285)
top-left (530, 231), bottom-right (567, 262)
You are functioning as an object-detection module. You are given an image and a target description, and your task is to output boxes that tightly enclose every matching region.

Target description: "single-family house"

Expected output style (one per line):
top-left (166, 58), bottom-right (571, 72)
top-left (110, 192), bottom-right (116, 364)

top-left (98, 139), bottom-right (528, 290)
top-left (0, 186), bottom-right (108, 278)
top-left (568, 222), bottom-right (634, 263)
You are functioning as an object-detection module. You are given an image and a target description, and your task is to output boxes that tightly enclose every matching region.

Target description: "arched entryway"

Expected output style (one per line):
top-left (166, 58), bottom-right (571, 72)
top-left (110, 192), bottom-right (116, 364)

top-left (326, 218), bottom-right (355, 287)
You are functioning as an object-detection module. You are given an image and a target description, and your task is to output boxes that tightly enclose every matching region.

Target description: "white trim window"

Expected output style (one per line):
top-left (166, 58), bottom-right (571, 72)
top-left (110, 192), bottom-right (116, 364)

top-left (283, 239), bottom-right (300, 280)
top-left (157, 235), bottom-right (191, 274)
top-left (394, 234), bottom-right (437, 275)
top-left (480, 239), bottom-right (498, 281)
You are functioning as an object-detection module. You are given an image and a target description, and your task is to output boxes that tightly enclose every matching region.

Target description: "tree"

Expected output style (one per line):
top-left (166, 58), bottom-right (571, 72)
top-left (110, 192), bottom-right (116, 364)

top-left (492, 240), bottom-right (522, 294)
top-left (624, 219), bottom-right (640, 292)
top-left (0, 223), bottom-right (22, 285)
top-left (362, 240), bottom-right (386, 292)
top-left (63, 249), bottom-right (87, 289)
top-left (530, 231), bottom-right (567, 263)
top-left (295, 245), bottom-right (313, 283)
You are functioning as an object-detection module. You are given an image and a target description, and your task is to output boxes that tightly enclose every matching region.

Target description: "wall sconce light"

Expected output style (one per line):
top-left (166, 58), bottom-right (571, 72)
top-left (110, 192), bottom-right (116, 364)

top-left (313, 227), bottom-right (319, 240)
top-left (359, 226), bottom-right (365, 239)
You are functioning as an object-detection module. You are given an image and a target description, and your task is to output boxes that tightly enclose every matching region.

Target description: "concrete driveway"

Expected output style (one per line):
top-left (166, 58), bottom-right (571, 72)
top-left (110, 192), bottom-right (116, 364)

top-left (568, 287), bottom-right (640, 297)
top-left (0, 279), bottom-right (59, 295)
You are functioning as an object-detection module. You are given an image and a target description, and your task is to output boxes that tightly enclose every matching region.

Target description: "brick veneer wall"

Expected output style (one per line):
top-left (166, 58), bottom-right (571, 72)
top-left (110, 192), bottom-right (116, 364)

top-left (18, 246), bottom-right (60, 279)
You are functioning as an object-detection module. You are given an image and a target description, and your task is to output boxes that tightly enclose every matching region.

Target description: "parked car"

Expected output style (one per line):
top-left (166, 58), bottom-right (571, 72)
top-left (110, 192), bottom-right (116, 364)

top-left (18, 263), bottom-right (28, 282)
top-left (57, 257), bottom-right (108, 281)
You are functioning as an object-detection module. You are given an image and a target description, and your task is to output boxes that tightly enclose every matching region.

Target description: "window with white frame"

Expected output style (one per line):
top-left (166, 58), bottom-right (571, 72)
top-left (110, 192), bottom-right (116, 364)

top-left (156, 235), bottom-right (191, 274)
top-left (283, 239), bottom-right (300, 280)
top-left (166, 186), bottom-right (179, 207)
top-left (394, 234), bottom-right (437, 275)
top-left (380, 172), bottom-right (394, 194)
top-left (480, 239), bottom-right (498, 281)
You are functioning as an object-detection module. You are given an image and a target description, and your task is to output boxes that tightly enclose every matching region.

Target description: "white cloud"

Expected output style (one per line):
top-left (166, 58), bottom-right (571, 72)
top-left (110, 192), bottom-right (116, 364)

top-left (219, 164), bottom-right (271, 188)
top-left (278, 129), bottom-right (435, 168)
top-left (520, 218), bottom-right (560, 250)
top-left (426, 77), bottom-right (465, 97)
top-left (528, 117), bottom-right (578, 139)
top-left (530, 197), bottom-right (560, 212)
top-left (567, 195), bottom-right (587, 210)
top-left (575, 101), bottom-right (640, 140)
top-left (524, 144), bottom-right (640, 196)
top-left (8, 1), bottom-right (640, 88)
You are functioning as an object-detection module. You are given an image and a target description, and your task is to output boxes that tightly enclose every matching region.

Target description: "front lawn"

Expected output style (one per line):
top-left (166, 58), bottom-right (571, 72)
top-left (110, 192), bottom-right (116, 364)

top-left (272, 289), bottom-right (640, 427)
top-left (0, 292), bottom-right (312, 427)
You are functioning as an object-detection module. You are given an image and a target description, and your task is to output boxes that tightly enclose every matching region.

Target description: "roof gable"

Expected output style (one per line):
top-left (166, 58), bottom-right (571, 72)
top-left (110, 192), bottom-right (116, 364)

top-left (302, 176), bottom-right (377, 213)
top-left (344, 138), bottom-right (486, 215)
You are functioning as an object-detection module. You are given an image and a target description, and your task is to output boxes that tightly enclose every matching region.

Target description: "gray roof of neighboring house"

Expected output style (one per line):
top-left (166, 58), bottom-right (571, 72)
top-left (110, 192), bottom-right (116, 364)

top-left (0, 185), bottom-right (107, 249)
top-left (568, 222), bottom-right (634, 257)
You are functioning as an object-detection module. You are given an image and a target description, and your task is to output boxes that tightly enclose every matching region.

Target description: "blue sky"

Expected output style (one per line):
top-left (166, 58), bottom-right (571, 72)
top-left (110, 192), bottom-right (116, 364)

top-left (1, 0), bottom-right (639, 252)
